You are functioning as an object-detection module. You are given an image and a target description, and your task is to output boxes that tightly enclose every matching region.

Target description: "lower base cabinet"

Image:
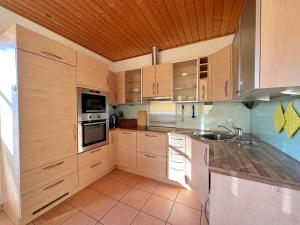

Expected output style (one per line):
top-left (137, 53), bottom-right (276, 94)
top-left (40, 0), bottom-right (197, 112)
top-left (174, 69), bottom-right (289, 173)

top-left (108, 130), bottom-right (116, 169)
top-left (137, 152), bottom-right (166, 178)
top-left (209, 172), bottom-right (300, 225)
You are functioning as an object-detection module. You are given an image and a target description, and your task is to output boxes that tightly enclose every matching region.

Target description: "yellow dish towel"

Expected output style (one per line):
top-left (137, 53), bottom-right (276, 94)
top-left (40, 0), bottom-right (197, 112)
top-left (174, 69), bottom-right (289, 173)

top-left (273, 103), bottom-right (285, 133)
top-left (284, 102), bottom-right (300, 138)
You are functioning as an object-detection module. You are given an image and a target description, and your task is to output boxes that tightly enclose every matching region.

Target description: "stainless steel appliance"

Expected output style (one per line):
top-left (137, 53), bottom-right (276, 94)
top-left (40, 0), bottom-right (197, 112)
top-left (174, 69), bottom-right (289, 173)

top-left (77, 88), bottom-right (109, 153)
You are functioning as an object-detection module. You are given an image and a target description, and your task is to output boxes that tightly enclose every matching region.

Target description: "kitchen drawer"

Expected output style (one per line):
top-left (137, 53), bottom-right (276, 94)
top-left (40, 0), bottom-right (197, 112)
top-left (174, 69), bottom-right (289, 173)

top-left (16, 25), bottom-right (76, 66)
top-left (79, 157), bottom-right (108, 188)
top-left (21, 172), bottom-right (78, 223)
top-left (21, 155), bottom-right (77, 195)
top-left (78, 145), bottom-right (108, 169)
top-left (168, 134), bottom-right (186, 147)
top-left (137, 152), bottom-right (166, 179)
top-left (137, 132), bottom-right (167, 157)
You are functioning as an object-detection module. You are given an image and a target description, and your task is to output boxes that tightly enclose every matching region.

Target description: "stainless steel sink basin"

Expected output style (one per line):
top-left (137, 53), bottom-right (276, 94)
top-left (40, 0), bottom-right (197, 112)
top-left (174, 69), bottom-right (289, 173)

top-left (193, 130), bottom-right (233, 141)
top-left (224, 139), bottom-right (258, 146)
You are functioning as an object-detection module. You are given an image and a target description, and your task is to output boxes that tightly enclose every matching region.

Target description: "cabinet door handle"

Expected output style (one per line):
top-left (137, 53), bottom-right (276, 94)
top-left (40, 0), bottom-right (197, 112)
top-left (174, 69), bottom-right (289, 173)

top-left (122, 132), bottom-right (132, 135)
top-left (40, 51), bottom-right (63, 60)
top-left (145, 134), bottom-right (156, 138)
top-left (157, 82), bottom-right (159, 95)
top-left (90, 161), bottom-right (102, 168)
top-left (204, 148), bottom-right (208, 166)
top-left (43, 179), bottom-right (64, 191)
top-left (89, 148), bottom-right (100, 154)
top-left (152, 82), bottom-right (155, 96)
top-left (145, 154), bottom-right (156, 159)
top-left (73, 124), bottom-right (77, 140)
top-left (43, 161), bottom-right (64, 170)
top-left (224, 80), bottom-right (228, 98)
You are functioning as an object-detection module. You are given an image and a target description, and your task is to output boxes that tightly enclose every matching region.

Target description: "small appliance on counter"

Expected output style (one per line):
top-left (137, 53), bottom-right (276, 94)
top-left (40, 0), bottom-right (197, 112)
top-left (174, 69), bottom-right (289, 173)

top-left (110, 113), bottom-right (118, 128)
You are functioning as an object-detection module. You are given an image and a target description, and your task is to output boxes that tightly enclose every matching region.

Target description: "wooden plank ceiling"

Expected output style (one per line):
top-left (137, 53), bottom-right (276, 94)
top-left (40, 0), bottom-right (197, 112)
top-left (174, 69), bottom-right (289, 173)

top-left (0, 0), bottom-right (244, 61)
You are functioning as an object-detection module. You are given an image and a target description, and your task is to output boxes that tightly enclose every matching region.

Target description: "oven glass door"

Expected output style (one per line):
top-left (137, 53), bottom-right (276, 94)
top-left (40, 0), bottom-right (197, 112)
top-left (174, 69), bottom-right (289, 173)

top-left (82, 120), bottom-right (106, 147)
top-left (82, 93), bottom-right (106, 113)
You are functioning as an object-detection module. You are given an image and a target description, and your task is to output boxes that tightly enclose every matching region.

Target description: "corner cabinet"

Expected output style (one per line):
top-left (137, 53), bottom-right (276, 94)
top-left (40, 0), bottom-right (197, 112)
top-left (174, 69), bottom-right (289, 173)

top-left (142, 63), bottom-right (173, 99)
top-left (77, 52), bottom-right (108, 91)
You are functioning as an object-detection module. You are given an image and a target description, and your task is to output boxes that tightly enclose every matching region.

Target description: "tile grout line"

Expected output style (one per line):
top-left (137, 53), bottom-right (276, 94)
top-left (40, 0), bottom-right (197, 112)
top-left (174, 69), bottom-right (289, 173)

top-left (165, 187), bottom-right (180, 225)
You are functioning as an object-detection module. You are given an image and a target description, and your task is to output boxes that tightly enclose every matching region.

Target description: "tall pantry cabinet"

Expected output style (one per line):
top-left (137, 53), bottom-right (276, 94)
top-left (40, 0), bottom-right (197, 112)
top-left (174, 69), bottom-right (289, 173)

top-left (0, 25), bottom-right (78, 225)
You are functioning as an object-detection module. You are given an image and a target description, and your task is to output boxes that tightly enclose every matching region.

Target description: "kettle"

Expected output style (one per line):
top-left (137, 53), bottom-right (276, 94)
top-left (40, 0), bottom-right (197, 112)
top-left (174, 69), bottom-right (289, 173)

top-left (110, 114), bottom-right (118, 128)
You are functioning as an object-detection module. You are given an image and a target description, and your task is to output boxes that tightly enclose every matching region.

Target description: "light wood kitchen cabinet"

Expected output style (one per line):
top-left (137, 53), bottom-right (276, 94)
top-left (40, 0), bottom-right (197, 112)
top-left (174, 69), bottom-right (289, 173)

top-left (209, 172), bottom-right (300, 225)
top-left (199, 79), bottom-right (208, 101)
top-left (108, 130), bottom-right (116, 169)
top-left (78, 145), bottom-right (108, 169)
top-left (108, 71), bottom-right (116, 105)
top-left (142, 63), bottom-right (172, 99)
top-left (115, 71), bottom-right (126, 104)
top-left (185, 139), bottom-right (209, 205)
top-left (77, 52), bottom-right (108, 91)
top-left (260, 0), bottom-right (300, 88)
top-left (210, 45), bottom-right (232, 101)
top-left (116, 130), bottom-right (137, 170)
top-left (19, 50), bottom-right (77, 172)
top-left (137, 132), bottom-right (167, 157)
top-left (137, 152), bottom-right (166, 179)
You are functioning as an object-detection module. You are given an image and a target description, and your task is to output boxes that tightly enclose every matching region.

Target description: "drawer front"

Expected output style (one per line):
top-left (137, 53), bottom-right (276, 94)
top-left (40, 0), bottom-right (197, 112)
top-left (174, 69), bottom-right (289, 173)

top-left (137, 132), bottom-right (167, 156)
top-left (78, 145), bottom-right (108, 169)
top-left (79, 158), bottom-right (108, 188)
top-left (137, 152), bottom-right (166, 178)
top-left (21, 172), bottom-right (78, 222)
top-left (21, 155), bottom-right (77, 195)
top-left (17, 25), bottom-right (76, 66)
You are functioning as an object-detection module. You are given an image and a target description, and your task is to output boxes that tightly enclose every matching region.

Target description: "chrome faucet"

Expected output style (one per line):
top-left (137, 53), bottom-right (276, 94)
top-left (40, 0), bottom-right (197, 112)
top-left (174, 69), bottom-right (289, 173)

top-left (218, 124), bottom-right (243, 139)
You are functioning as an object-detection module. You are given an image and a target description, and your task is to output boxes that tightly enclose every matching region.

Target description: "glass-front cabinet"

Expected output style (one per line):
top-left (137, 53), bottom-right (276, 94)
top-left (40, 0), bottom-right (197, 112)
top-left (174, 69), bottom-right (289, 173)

top-left (125, 69), bottom-right (142, 104)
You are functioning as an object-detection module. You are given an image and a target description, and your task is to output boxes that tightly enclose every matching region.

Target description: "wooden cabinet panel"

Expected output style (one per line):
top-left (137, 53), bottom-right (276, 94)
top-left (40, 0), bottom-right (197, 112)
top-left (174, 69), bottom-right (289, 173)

top-left (137, 132), bottom-right (167, 157)
top-left (260, 0), bottom-right (300, 88)
top-left (16, 25), bottom-right (76, 66)
top-left (137, 152), bottom-right (166, 179)
top-left (210, 172), bottom-right (300, 225)
top-left (21, 155), bottom-right (77, 195)
top-left (77, 52), bottom-right (108, 91)
top-left (21, 172), bottom-right (78, 224)
top-left (155, 63), bottom-right (173, 97)
top-left (18, 50), bottom-right (77, 172)
top-left (115, 72), bottom-right (125, 104)
top-left (78, 145), bottom-right (108, 169)
top-left (116, 130), bottom-right (137, 170)
top-left (142, 66), bottom-right (156, 98)
top-left (210, 45), bottom-right (232, 101)
top-left (108, 130), bottom-right (116, 169)
top-left (185, 139), bottom-right (209, 205)
top-left (108, 71), bottom-right (116, 104)
top-left (199, 79), bottom-right (208, 101)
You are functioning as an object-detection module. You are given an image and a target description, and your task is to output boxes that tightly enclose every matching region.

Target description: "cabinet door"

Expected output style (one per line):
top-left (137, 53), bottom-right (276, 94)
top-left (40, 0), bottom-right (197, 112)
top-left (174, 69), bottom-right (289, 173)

top-left (115, 72), bottom-right (125, 104)
top-left (155, 63), bottom-right (173, 97)
top-left (137, 132), bottom-right (167, 157)
top-left (210, 46), bottom-right (232, 101)
top-left (260, 0), bottom-right (300, 88)
top-left (108, 71), bottom-right (116, 104)
top-left (18, 50), bottom-right (77, 172)
top-left (116, 130), bottom-right (137, 170)
top-left (77, 52), bottom-right (108, 91)
top-left (108, 130), bottom-right (115, 168)
top-left (142, 66), bottom-right (156, 98)
top-left (137, 152), bottom-right (166, 179)
top-left (185, 139), bottom-right (209, 205)
top-left (199, 79), bottom-right (208, 101)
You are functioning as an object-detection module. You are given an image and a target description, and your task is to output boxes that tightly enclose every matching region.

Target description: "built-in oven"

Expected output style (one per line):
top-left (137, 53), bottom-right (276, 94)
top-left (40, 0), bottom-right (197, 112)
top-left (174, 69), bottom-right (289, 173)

top-left (77, 88), bottom-right (109, 153)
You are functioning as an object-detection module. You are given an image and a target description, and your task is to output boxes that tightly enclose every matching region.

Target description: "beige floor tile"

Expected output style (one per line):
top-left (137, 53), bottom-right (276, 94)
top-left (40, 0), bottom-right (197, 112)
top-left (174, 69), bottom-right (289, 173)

top-left (135, 177), bottom-right (159, 193)
top-left (168, 203), bottom-right (201, 225)
top-left (154, 183), bottom-right (179, 200)
top-left (0, 212), bottom-right (14, 225)
top-left (62, 211), bottom-right (97, 225)
top-left (33, 202), bottom-right (78, 225)
top-left (102, 169), bottom-right (128, 181)
top-left (175, 188), bottom-right (202, 210)
top-left (131, 212), bottom-right (165, 225)
top-left (100, 202), bottom-right (138, 225)
top-left (81, 194), bottom-right (118, 220)
top-left (103, 182), bottom-right (132, 200)
top-left (119, 173), bottom-right (142, 186)
top-left (121, 188), bottom-right (151, 209)
top-left (66, 188), bottom-right (99, 209)
top-left (89, 177), bottom-right (116, 193)
top-left (142, 195), bottom-right (173, 221)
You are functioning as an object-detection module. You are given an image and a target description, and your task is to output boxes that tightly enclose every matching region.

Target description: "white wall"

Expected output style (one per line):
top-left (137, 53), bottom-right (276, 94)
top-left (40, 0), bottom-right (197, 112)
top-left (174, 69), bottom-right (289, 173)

top-left (0, 7), bottom-right (114, 70)
top-left (113, 35), bottom-right (234, 72)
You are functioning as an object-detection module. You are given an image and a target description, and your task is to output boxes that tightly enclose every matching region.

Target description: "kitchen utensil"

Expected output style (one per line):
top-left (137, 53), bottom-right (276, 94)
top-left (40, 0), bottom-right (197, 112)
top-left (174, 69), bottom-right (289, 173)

top-left (284, 101), bottom-right (300, 138)
top-left (272, 103), bottom-right (285, 133)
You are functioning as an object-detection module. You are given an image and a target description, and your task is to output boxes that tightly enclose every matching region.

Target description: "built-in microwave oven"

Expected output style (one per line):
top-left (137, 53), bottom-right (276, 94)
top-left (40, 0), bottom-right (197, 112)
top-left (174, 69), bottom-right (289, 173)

top-left (77, 87), bottom-right (107, 114)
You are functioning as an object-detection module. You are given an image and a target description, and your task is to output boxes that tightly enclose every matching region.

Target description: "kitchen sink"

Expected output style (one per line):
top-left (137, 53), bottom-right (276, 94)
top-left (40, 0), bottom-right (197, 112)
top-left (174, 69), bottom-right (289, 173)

top-left (193, 130), bottom-right (233, 141)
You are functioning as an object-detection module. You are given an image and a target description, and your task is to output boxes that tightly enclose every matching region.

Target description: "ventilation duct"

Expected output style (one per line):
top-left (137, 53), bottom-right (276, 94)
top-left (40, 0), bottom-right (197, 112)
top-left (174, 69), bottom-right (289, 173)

top-left (151, 46), bottom-right (158, 65)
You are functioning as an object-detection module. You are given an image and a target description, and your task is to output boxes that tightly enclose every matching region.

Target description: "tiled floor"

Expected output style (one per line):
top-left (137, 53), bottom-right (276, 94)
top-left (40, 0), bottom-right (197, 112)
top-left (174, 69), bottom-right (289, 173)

top-left (0, 169), bottom-right (208, 225)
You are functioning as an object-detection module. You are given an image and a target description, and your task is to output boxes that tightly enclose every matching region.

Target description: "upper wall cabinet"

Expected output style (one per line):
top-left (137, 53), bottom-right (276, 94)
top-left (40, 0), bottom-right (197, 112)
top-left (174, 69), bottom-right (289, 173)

top-left (125, 69), bottom-right (142, 104)
top-left (108, 71), bottom-right (116, 105)
top-left (115, 72), bottom-right (126, 104)
top-left (142, 63), bottom-right (173, 99)
top-left (77, 52), bottom-right (108, 91)
top-left (173, 59), bottom-right (198, 102)
top-left (210, 45), bottom-right (232, 101)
